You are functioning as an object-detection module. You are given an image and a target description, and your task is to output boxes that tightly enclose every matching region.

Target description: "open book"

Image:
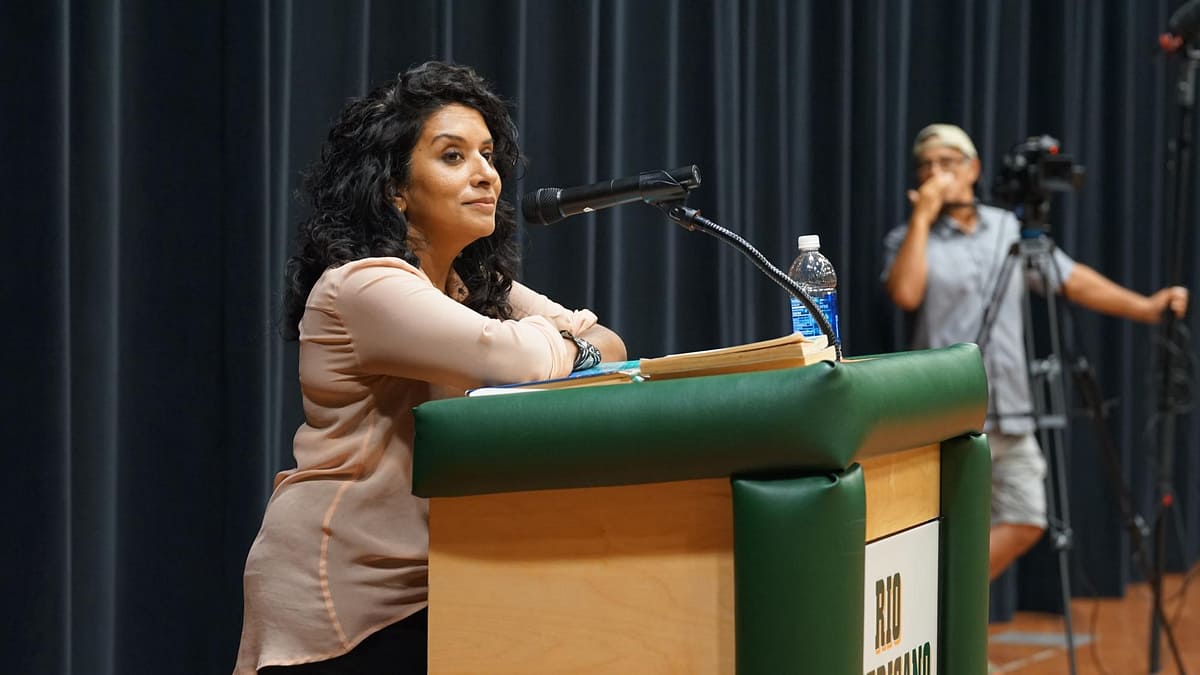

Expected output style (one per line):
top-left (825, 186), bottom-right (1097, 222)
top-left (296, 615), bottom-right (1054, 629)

top-left (468, 333), bottom-right (837, 396)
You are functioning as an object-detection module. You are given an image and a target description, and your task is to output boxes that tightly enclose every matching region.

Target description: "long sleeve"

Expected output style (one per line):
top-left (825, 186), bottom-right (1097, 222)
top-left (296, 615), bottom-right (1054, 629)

top-left (509, 281), bottom-right (598, 335)
top-left (309, 258), bottom-right (576, 391)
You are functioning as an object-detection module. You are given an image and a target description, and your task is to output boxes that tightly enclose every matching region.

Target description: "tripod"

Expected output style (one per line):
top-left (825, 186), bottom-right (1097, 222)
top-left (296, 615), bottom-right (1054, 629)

top-left (975, 221), bottom-right (1080, 675)
top-left (1149, 40), bottom-right (1199, 675)
top-left (976, 210), bottom-right (1190, 674)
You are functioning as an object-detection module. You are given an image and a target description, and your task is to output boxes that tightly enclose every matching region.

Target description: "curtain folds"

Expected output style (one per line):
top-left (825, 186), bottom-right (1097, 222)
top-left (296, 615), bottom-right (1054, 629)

top-left (3, 1), bottom-right (1196, 672)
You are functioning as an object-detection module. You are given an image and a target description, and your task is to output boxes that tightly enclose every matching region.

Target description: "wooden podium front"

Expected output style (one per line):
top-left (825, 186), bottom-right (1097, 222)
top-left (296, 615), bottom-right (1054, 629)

top-left (412, 345), bottom-right (991, 674)
top-left (429, 477), bottom-right (738, 672)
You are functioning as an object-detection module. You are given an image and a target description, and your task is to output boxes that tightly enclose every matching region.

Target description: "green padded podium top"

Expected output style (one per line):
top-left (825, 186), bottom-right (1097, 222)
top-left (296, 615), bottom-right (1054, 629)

top-left (412, 343), bottom-right (987, 497)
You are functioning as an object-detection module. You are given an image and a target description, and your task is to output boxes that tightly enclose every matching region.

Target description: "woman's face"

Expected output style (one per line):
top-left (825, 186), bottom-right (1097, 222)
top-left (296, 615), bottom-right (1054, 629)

top-left (397, 103), bottom-right (501, 252)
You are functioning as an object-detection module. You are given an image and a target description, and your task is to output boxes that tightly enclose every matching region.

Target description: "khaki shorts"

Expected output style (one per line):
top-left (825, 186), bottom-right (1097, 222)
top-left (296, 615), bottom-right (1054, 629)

top-left (988, 432), bottom-right (1048, 528)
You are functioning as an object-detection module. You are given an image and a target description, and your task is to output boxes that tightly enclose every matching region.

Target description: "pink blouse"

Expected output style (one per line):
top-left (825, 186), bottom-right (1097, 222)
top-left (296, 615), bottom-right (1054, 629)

top-left (234, 257), bottom-right (596, 672)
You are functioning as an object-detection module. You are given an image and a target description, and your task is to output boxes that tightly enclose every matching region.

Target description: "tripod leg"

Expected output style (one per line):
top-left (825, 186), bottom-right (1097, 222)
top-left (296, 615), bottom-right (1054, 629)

top-left (1024, 255), bottom-right (1079, 675)
top-left (1149, 395), bottom-right (1178, 674)
top-left (1045, 292), bottom-right (1080, 675)
top-left (1149, 514), bottom-right (1165, 673)
top-left (1045, 425), bottom-right (1079, 675)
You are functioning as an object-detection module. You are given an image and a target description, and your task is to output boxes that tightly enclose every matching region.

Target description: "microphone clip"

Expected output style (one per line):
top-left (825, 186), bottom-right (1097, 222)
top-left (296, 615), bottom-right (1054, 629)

top-left (651, 199), bottom-right (702, 232)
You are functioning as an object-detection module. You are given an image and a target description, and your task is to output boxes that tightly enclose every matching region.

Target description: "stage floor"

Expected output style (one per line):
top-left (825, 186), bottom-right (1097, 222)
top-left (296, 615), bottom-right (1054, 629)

top-left (987, 565), bottom-right (1200, 674)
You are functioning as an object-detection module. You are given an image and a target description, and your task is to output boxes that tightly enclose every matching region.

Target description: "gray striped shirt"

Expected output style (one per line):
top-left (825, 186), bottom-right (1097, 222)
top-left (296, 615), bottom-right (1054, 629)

top-left (882, 204), bottom-right (1076, 434)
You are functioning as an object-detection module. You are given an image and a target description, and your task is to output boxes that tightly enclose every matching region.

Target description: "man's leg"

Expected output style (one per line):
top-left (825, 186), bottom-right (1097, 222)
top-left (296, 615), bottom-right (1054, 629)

top-left (988, 433), bottom-right (1049, 580)
top-left (989, 522), bottom-right (1044, 581)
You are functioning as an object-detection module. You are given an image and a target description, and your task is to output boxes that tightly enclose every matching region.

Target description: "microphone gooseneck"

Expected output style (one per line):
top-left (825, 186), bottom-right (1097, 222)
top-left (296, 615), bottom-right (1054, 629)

top-left (521, 164), bottom-right (842, 355)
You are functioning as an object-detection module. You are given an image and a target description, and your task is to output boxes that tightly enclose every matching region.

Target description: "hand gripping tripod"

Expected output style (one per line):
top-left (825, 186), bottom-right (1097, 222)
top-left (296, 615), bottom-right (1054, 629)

top-left (974, 221), bottom-right (1080, 675)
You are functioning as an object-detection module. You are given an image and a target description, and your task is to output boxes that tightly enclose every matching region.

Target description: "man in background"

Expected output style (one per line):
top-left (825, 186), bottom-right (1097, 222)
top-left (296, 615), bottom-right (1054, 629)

top-left (881, 123), bottom-right (1189, 580)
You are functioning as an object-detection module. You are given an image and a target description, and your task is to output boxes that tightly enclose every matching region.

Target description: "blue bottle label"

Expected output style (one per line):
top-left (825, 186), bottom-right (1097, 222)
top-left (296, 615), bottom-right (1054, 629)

top-left (790, 291), bottom-right (839, 343)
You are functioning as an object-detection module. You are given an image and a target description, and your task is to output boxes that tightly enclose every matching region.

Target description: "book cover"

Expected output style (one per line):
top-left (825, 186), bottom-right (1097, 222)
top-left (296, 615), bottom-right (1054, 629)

top-left (467, 360), bottom-right (643, 396)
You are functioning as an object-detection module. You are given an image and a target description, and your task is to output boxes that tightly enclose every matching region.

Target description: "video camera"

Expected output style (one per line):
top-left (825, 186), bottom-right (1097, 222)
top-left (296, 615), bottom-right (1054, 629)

top-left (991, 135), bottom-right (1086, 225)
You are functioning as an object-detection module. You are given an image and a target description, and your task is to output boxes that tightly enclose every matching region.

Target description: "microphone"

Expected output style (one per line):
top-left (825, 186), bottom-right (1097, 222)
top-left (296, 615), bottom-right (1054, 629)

top-left (521, 165), bottom-right (701, 225)
top-left (1160, 0), bottom-right (1200, 53)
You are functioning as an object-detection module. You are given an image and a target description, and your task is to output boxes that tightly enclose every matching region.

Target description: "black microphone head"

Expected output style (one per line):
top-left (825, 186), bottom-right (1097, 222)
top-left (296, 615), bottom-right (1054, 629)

top-left (675, 164), bottom-right (701, 190)
top-left (520, 187), bottom-right (563, 225)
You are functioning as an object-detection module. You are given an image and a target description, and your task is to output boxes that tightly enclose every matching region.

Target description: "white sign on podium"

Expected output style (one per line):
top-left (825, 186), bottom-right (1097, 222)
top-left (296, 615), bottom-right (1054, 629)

top-left (862, 519), bottom-right (940, 675)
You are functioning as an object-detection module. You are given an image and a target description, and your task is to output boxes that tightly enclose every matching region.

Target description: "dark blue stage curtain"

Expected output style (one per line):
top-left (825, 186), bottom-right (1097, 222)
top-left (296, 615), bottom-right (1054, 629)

top-left (2, 1), bottom-right (1196, 672)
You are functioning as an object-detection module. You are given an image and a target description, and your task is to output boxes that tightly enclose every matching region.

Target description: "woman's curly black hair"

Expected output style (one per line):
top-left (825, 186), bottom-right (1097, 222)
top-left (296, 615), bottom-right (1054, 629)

top-left (281, 61), bottom-right (522, 340)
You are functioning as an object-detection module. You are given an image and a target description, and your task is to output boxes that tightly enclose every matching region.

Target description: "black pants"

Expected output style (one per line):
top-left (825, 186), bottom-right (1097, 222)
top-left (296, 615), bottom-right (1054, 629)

top-left (259, 609), bottom-right (427, 675)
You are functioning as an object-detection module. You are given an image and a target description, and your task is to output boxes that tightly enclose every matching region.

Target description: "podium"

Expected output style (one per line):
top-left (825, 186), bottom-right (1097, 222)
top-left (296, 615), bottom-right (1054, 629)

top-left (412, 343), bottom-right (990, 674)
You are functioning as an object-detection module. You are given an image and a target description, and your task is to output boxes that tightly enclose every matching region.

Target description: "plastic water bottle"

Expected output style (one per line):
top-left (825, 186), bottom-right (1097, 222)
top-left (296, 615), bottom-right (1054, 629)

top-left (787, 234), bottom-right (840, 344)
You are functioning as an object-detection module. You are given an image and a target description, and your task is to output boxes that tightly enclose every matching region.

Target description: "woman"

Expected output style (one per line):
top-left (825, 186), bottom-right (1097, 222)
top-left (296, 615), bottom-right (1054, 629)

top-left (235, 62), bottom-right (625, 674)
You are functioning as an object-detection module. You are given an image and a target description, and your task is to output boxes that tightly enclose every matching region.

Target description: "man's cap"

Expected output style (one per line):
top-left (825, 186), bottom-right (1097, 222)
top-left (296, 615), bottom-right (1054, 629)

top-left (912, 123), bottom-right (978, 160)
